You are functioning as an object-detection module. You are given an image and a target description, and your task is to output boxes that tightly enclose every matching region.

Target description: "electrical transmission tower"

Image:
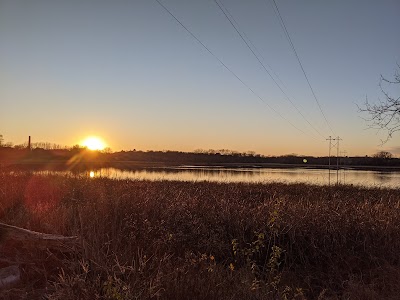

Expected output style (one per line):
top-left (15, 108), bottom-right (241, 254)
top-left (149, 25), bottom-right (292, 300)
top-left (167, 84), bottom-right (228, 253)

top-left (339, 150), bottom-right (347, 184)
top-left (326, 136), bottom-right (342, 185)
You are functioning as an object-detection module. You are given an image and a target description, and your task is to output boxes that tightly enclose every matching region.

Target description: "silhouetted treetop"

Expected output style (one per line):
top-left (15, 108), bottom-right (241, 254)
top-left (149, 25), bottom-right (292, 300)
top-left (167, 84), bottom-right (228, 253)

top-left (362, 65), bottom-right (400, 143)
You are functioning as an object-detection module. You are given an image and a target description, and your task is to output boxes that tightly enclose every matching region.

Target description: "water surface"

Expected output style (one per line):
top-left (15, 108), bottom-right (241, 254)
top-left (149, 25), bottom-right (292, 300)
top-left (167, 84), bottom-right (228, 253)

top-left (42, 166), bottom-right (400, 188)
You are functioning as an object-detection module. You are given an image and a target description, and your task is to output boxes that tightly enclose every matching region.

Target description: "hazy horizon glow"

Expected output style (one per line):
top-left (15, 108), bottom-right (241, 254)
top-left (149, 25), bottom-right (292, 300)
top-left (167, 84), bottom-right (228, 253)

top-left (1, 1), bottom-right (399, 157)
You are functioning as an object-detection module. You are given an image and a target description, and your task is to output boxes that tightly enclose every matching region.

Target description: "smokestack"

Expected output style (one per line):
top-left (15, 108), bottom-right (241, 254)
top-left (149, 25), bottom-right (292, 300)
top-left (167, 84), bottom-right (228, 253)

top-left (28, 136), bottom-right (31, 150)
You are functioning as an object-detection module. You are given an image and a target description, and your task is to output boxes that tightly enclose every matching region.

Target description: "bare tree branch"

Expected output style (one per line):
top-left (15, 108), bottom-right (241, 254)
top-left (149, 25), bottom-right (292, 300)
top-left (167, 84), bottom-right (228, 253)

top-left (360, 66), bottom-right (400, 143)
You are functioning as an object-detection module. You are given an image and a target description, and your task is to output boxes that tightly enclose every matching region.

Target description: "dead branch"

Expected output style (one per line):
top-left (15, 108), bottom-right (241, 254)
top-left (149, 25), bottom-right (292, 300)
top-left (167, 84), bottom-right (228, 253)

top-left (0, 222), bottom-right (79, 252)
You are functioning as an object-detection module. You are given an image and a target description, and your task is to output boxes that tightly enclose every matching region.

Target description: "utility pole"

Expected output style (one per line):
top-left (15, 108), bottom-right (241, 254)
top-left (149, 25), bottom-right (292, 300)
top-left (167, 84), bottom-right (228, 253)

top-left (340, 150), bottom-right (347, 184)
top-left (326, 136), bottom-right (333, 186)
top-left (336, 136), bottom-right (342, 185)
top-left (326, 136), bottom-right (342, 186)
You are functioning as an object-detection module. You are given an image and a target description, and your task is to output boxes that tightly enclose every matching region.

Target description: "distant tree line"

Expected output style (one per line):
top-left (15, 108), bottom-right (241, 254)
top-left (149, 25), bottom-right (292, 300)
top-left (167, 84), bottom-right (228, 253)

top-left (1, 134), bottom-right (399, 168)
top-left (1, 146), bottom-right (399, 169)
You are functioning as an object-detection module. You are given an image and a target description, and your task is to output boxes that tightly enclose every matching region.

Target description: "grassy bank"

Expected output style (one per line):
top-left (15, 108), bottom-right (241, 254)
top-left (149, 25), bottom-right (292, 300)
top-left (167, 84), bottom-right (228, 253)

top-left (1, 172), bottom-right (400, 299)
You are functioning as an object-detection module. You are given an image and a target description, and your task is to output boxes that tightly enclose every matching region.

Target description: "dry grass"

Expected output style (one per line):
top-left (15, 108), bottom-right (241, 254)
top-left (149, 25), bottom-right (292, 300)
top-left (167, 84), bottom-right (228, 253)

top-left (1, 172), bottom-right (400, 299)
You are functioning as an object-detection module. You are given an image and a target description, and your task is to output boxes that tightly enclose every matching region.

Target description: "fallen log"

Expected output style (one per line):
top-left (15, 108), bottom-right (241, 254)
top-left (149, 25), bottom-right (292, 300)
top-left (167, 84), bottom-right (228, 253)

top-left (0, 222), bottom-right (79, 252)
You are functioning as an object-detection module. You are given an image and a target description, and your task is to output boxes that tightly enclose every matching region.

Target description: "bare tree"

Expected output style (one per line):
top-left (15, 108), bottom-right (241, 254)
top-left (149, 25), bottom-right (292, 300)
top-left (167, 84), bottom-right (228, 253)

top-left (373, 151), bottom-right (393, 159)
top-left (361, 65), bottom-right (400, 143)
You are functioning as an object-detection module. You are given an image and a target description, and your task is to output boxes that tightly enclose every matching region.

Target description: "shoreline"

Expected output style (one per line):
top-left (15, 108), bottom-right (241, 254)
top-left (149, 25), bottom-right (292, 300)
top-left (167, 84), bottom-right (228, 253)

top-left (1, 160), bottom-right (400, 172)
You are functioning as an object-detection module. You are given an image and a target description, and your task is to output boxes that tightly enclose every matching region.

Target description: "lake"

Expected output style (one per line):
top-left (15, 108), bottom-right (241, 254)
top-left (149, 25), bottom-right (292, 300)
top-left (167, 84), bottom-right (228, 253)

top-left (33, 166), bottom-right (400, 188)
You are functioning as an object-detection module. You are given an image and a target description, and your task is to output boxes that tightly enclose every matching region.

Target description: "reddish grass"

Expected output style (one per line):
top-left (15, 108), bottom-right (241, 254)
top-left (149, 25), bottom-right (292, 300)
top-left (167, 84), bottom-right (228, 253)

top-left (1, 172), bottom-right (400, 299)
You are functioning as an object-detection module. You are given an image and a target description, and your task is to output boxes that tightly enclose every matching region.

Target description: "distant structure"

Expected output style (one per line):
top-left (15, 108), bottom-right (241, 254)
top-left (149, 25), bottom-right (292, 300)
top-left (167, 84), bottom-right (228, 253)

top-left (28, 136), bottom-right (31, 150)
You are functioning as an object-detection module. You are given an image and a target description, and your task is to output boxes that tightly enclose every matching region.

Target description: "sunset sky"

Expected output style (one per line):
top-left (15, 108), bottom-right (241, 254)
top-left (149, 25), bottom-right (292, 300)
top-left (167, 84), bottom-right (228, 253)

top-left (1, 0), bottom-right (399, 156)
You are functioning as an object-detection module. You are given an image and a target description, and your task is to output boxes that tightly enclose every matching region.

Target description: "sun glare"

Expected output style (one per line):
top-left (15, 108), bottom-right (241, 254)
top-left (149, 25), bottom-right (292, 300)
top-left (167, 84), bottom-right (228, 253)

top-left (81, 136), bottom-right (106, 151)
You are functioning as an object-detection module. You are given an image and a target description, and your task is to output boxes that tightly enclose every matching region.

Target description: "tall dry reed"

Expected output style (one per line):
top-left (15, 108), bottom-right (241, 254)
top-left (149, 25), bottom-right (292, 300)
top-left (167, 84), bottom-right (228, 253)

top-left (1, 172), bottom-right (400, 299)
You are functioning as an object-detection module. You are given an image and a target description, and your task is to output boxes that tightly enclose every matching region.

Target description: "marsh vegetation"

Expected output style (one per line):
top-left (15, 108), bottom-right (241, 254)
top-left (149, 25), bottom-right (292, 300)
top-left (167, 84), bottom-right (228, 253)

top-left (1, 172), bottom-right (400, 299)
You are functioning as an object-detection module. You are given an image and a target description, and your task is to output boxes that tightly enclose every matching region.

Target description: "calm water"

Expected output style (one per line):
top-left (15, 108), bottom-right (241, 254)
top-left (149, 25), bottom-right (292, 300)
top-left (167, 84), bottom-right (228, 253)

top-left (42, 166), bottom-right (400, 188)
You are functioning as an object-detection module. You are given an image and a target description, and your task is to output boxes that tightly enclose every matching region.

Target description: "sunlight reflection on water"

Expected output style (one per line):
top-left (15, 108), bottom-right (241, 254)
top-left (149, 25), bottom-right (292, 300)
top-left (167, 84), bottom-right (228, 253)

top-left (82, 167), bottom-right (400, 188)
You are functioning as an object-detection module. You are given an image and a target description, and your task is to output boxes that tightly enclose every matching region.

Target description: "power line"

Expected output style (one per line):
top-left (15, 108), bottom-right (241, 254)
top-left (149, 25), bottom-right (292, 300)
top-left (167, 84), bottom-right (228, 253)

top-left (269, 0), bottom-right (335, 135)
top-left (154, 0), bottom-right (313, 138)
top-left (214, 0), bottom-right (326, 140)
top-left (218, 1), bottom-right (288, 91)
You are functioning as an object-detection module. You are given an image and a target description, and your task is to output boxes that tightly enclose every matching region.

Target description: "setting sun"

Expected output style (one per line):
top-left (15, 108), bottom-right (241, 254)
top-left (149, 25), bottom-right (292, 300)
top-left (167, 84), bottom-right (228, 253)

top-left (81, 136), bottom-right (106, 151)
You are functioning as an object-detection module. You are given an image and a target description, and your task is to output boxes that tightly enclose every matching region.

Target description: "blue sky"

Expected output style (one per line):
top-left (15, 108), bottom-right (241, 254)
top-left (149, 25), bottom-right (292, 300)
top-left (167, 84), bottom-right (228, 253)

top-left (1, 0), bottom-right (399, 156)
